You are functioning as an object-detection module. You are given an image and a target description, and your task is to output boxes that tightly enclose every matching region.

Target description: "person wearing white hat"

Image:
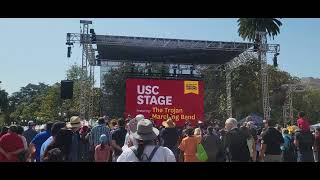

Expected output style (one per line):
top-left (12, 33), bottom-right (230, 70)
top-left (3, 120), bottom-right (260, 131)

top-left (117, 119), bottom-right (176, 162)
top-left (122, 114), bottom-right (145, 151)
top-left (68, 116), bottom-right (82, 161)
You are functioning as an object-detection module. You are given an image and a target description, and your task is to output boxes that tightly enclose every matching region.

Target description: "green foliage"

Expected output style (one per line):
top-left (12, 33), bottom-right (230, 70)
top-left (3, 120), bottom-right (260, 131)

top-left (37, 83), bottom-right (62, 122)
top-left (237, 18), bottom-right (282, 41)
top-left (5, 64), bottom-right (100, 124)
top-left (200, 65), bottom-right (226, 121)
top-left (103, 63), bottom-right (130, 117)
top-left (7, 83), bottom-right (49, 124)
top-left (199, 52), bottom-right (302, 124)
top-left (0, 89), bottom-right (8, 112)
top-left (3, 60), bottom-right (320, 127)
top-left (293, 89), bottom-right (320, 124)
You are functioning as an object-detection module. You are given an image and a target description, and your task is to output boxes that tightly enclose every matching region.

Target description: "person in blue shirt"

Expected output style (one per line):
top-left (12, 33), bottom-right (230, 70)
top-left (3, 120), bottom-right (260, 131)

top-left (281, 128), bottom-right (296, 162)
top-left (30, 122), bottom-right (54, 162)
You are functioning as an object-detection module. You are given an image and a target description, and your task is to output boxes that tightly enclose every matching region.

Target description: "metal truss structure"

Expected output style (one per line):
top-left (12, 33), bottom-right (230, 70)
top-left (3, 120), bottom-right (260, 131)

top-left (67, 34), bottom-right (254, 51)
top-left (225, 67), bottom-right (232, 118)
top-left (224, 32), bottom-right (280, 119)
top-left (282, 84), bottom-right (306, 125)
top-left (67, 33), bottom-right (278, 59)
top-left (66, 21), bottom-right (280, 120)
top-left (258, 32), bottom-right (271, 121)
top-left (66, 20), bottom-right (96, 120)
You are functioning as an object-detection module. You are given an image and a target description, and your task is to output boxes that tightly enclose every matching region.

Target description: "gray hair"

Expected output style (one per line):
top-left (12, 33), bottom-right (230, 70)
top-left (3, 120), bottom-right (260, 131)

top-left (225, 118), bottom-right (238, 128)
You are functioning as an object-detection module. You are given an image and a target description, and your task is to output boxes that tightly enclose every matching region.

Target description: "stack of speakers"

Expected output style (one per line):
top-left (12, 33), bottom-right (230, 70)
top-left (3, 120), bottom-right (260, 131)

top-left (60, 80), bottom-right (73, 99)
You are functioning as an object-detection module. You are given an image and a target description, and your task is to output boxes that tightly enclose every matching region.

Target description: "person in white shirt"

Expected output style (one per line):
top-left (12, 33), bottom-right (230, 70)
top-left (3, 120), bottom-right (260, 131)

top-left (122, 114), bottom-right (145, 151)
top-left (117, 119), bottom-right (176, 162)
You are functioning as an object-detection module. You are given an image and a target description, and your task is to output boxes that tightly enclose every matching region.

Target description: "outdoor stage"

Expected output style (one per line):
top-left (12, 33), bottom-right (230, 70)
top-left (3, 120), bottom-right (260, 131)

top-left (66, 20), bottom-right (279, 123)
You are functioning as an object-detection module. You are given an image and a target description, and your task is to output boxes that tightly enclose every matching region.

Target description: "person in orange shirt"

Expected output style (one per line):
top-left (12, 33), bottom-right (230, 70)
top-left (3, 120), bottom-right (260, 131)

top-left (178, 127), bottom-right (201, 162)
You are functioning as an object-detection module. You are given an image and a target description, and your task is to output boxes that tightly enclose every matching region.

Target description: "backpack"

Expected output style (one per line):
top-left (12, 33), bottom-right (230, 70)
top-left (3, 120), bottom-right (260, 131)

top-left (284, 136), bottom-right (295, 153)
top-left (130, 146), bottom-right (159, 162)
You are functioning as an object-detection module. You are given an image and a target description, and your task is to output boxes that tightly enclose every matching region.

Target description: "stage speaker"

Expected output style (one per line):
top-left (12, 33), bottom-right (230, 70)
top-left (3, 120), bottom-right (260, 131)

top-left (61, 80), bottom-right (73, 99)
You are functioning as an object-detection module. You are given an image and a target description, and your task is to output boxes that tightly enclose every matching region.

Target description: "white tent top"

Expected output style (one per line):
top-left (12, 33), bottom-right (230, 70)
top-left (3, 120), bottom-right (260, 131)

top-left (311, 123), bottom-right (320, 128)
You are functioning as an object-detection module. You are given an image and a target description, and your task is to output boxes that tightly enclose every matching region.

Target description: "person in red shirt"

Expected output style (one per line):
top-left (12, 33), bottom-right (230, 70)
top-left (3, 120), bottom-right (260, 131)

top-left (297, 111), bottom-right (310, 132)
top-left (95, 134), bottom-right (112, 162)
top-left (0, 125), bottom-right (24, 162)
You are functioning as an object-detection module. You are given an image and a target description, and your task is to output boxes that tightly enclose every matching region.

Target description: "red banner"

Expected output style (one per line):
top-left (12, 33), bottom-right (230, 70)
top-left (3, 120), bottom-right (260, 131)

top-left (125, 78), bottom-right (204, 127)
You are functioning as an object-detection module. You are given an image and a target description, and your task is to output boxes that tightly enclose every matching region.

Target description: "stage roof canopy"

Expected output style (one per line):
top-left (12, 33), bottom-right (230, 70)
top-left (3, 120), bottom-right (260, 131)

top-left (95, 35), bottom-right (254, 64)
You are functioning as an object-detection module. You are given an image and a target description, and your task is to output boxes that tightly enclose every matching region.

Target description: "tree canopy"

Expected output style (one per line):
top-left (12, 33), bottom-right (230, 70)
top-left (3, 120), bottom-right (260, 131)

top-left (237, 18), bottom-right (282, 41)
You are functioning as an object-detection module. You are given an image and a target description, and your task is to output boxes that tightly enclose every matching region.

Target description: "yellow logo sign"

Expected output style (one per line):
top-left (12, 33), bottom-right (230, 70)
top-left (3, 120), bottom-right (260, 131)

top-left (184, 81), bottom-right (199, 95)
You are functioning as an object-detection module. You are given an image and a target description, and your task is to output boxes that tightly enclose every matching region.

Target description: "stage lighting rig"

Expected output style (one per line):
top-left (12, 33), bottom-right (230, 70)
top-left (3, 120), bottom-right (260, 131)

top-left (90, 29), bottom-right (96, 42)
top-left (96, 55), bottom-right (101, 66)
top-left (67, 46), bottom-right (72, 58)
top-left (172, 65), bottom-right (178, 75)
top-left (190, 65), bottom-right (195, 75)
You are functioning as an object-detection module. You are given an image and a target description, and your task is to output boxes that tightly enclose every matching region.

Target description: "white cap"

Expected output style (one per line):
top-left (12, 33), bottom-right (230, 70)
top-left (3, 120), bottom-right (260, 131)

top-left (135, 114), bottom-right (145, 122)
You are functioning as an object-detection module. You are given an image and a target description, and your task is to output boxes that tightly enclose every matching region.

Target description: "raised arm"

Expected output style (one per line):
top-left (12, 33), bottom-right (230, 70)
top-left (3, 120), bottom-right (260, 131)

top-left (0, 147), bottom-right (10, 160)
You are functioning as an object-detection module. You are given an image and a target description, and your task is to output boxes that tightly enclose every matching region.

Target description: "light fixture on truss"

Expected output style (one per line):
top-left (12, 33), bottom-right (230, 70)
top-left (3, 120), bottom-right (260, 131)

top-left (190, 65), bottom-right (195, 75)
top-left (273, 52), bottom-right (280, 67)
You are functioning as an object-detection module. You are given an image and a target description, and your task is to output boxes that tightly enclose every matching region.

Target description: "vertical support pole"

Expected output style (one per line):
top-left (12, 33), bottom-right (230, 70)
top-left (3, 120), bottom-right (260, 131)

top-left (289, 86), bottom-right (293, 125)
top-left (226, 65), bottom-right (232, 118)
top-left (258, 31), bottom-right (270, 121)
top-left (88, 65), bottom-right (94, 120)
top-left (282, 105), bottom-right (286, 127)
top-left (80, 21), bottom-right (90, 120)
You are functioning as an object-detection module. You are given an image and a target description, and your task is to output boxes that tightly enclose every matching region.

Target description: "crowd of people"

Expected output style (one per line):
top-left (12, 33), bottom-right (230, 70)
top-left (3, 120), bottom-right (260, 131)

top-left (0, 111), bottom-right (319, 162)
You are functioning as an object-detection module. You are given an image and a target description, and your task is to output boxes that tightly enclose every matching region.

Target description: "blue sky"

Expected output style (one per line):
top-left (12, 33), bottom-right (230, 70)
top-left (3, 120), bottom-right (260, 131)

top-left (1, 18), bottom-right (320, 95)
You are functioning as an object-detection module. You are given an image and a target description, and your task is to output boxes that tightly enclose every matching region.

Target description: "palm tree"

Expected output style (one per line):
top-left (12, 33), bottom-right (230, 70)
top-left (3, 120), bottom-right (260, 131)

top-left (237, 18), bottom-right (282, 42)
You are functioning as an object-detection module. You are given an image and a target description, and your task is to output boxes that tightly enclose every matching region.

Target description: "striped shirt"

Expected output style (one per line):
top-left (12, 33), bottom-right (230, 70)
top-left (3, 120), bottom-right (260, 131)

top-left (89, 124), bottom-right (110, 148)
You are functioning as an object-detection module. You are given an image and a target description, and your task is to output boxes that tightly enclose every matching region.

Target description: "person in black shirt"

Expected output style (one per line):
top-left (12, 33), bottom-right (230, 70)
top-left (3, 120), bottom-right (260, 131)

top-left (43, 128), bottom-right (73, 161)
top-left (201, 126), bottom-right (221, 162)
top-left (79, 126), bottom-right (90, 162)
top-left (224, 118), bottom-right (250, 162)
top-left (43, 148), bottom-right (64, 162)
top-left (259, 119), bottom-right (284, 162)
top-left (111, 119), bottom-right (127, 162)
top-left (22, 121), bottom-right (38, 145)
top-left (160, 118), bottom-right (179, 161)
top-left (294, 129), bottom-right (315, 162)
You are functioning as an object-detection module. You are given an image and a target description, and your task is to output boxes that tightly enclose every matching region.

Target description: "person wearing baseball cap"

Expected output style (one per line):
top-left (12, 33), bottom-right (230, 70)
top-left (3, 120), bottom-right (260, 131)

top-left (94, 134), bottom-right (112, 162)
top-left (88, 117), bottom-right (111, 161)
top-left (22, 121), bottom-right (38, 145)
